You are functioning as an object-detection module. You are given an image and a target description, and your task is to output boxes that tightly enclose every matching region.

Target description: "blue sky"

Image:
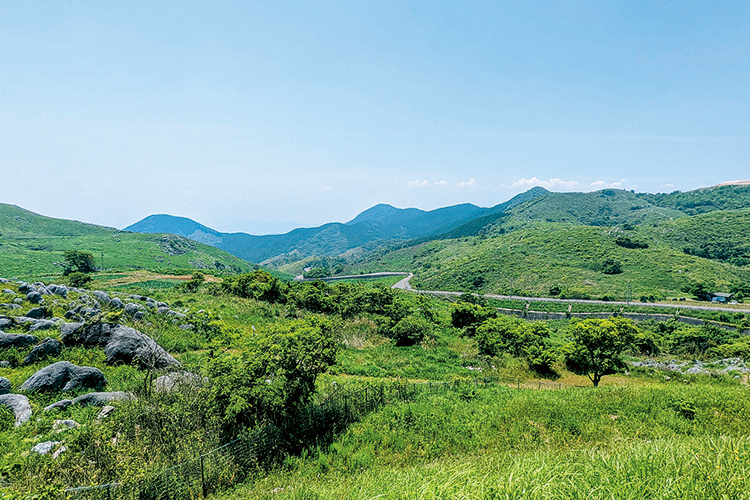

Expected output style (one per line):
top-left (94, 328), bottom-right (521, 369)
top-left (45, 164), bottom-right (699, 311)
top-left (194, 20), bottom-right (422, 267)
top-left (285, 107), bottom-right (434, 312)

top-left (1, 1), bottom-right (748, 234)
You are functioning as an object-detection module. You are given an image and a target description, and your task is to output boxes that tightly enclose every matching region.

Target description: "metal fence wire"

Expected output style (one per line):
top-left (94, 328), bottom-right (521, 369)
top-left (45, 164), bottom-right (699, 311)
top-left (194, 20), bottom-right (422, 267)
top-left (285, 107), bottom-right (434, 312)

top-left (64, 376), bottom-right (575, 500)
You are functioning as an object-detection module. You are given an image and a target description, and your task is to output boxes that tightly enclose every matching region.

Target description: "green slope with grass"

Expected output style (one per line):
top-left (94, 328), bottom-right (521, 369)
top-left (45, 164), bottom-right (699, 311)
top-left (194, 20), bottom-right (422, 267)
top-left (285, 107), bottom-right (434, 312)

top-left (0, 204), bottom-right (253, 280)
top-left (352, 222), bottom-right (748, 300)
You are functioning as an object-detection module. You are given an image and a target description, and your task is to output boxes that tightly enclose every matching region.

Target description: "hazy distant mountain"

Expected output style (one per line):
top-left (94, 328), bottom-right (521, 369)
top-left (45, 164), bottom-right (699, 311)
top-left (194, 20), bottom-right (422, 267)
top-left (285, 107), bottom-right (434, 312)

top-left (125, 188), bottom-right (550, 264)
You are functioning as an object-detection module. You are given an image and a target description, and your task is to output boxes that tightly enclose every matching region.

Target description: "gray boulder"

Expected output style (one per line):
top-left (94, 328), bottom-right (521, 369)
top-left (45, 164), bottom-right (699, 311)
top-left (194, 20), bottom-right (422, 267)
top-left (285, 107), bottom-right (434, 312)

top-left (0, 377), bottom-right (10, 395)
top-left (63, 322), bottom-right (178, 370)
top-left (53, 419), bottom-right (81, 432)
top-left (28, 320), bottom-right (56, 333)
top-left (0, 303), bottom-right (21, 310)
top-left (22, 337), bottom-right (62, 365)
top-left (110, 298), bottom-right (124, 309)
top-left (153, 371), bottom-right (204, 394)
top-left (0, 361), bottom-right (11, 368)
top-left (0, 332), bottom-right (38, 349)
top-left (124, 303), bottom-right (143, 316)
top-left (26, 292), bottom-right (43, 304)
top-left (59, 322), bottom-right (84, 341)
top-left (97, 405), bottom-right (116, 419)
top-left (156, 307), bottom-right (170, 315)
top-left (2, 289), bottom-right (15, 295)
top-left (26, 307), bottom-right (49, 319)
top-left (93, 291), bottom-right (111, 305)
top-left (32, 441), bottom-right (62, 455)
top-left (44, 391), bottom-right (132, 411)
top-left (0, 394), bottom-right (32, 426)
top-left (0, 318), bottom-right (11, 329)
top-left (17, 283), bottom-right (33, 293)
top-left (20, 361), bottom-right (106, 393)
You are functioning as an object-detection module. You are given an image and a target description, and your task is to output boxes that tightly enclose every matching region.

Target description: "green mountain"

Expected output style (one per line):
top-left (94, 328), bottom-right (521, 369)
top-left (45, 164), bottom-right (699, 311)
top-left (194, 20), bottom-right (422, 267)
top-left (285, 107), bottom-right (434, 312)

top-left (0, 204), bottom-right (253, 279)
top-left (637, 184), bottom-right (750, 215)
top-left (125, 188), bottom-right (550, 265)
top-left (346, 184), bottom-right (750, 300)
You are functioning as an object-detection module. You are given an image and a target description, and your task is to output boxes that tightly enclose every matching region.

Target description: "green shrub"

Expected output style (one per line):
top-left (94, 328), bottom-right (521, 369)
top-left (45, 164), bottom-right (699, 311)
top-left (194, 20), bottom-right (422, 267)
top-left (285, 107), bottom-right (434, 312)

top-left (207, 316), bottom-right (338, 435)
top-left (601, 258), bottom-right (623, 275)
top-left (390, 315), bottom-right (432, 346)
top-left (67, 271), bottom-right (92, 288)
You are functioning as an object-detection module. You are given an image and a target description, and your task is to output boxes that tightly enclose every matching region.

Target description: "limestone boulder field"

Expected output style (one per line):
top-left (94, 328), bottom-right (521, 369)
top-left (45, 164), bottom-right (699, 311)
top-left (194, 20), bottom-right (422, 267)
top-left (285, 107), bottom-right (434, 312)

top-left (20, 361), bottom-right (106, 393)
top-left (61, 322), bottom-right (179, 370)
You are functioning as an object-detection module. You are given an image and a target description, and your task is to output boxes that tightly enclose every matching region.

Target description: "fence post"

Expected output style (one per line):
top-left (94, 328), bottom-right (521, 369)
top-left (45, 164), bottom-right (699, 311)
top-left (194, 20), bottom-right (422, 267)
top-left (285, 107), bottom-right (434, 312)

top-left (538, 381), bottom-right (541, 390)
top-left (517, 379), bottom-right (520, 389)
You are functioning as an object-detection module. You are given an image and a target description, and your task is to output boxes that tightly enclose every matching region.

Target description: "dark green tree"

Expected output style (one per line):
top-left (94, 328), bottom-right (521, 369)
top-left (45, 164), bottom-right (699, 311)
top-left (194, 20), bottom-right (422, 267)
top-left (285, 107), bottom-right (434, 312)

top-left (63, 250), bottom-right (96, 275)
top-left (564, 318), bottom-right (636, 387)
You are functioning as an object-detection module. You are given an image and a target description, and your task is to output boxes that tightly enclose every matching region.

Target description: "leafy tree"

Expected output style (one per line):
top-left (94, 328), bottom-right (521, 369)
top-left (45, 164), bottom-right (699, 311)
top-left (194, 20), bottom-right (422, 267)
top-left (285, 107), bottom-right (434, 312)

top-left (475, 317), bottom-right (557, 375)
top-left (207, 316), bottom-right (338, 436)
top-left (67, 271), bottom-right (92, 288)
top-left (601, 258), bottom-right (623, 275)
top-left (564, 318), bottom-right (636, 387)
top-left (450, 302), bottom-right (496, 335)
top-left (222, 270), bottom-right (287, 303)
top-left (303, 267), bottom-right (331, 279)
top-left (681, 281), bottom-right (711, 301)
top-left (63, 250), bottom-right (95, 275)
top-left (389, 315), bottom-right (432, 346)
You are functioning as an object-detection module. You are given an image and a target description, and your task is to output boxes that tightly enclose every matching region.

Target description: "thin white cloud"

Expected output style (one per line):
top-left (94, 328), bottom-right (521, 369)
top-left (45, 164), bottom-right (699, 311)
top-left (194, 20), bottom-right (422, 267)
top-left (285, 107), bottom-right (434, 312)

top-left (407, 179), bottom-right (431, 188)
top-left (507, 177), bottom-right (625, 192)
top-left (457, 178), bottom-right (476, 188)
top-left (407, 179), bottom-right (452, 189)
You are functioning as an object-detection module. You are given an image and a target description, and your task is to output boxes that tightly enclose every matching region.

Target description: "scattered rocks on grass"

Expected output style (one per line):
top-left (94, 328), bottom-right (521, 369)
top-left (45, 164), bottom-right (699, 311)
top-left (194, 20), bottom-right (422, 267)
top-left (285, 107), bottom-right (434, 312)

top-left (20, 361), bottom-right (106, 393)
top-left (2, 289), bottom-right (15, 295)
top-left (0, 394), bottom-right (32, 426)
top-left (0, 318), bottom-right (11, 329)
top-left (0, 303), bottom-right (21, 310)
top-left (26, 291), bottom-right (43, 304)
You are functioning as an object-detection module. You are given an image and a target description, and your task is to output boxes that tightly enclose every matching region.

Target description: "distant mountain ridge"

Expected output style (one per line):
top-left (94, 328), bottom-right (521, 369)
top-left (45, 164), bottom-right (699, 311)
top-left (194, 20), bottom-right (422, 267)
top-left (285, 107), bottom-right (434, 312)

top-left (124, 183), bottom-right (750, 269)
top-left (125, 188), bottom-right (550, 264)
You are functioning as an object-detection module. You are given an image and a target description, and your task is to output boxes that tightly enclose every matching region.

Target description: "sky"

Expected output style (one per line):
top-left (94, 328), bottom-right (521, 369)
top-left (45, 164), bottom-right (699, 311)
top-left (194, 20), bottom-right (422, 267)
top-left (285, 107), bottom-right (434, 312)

top-left (1, 1), bottom-right (749, 235)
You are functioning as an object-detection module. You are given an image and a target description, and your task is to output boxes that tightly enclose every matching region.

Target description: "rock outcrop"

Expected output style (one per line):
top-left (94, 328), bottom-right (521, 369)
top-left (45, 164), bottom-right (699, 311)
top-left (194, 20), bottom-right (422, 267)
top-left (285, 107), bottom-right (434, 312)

top-left (0, 332), bottom-right (38, 349)
top-left (62, 322), bottom-right (178, 370)
top-left (0, 394), bottom-right (32, 426)
top-left (20, 361), bottom-right (106, 393)
top-left (22, 337), bottom-right (62, 365)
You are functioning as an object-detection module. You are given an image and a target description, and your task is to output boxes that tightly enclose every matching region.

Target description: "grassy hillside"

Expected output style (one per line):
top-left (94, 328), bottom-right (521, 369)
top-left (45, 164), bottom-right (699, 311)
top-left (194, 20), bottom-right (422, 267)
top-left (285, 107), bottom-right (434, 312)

top-left (638, 184), bottom-right (750, 215)
top-left (351, 222), bottom-right (747, 300)
top-left (648, 209), bottom-right (750, 267)
top-left (493, 189), bottom-right (686, 232)
top-left (0, 204), bottom-right (253, 280)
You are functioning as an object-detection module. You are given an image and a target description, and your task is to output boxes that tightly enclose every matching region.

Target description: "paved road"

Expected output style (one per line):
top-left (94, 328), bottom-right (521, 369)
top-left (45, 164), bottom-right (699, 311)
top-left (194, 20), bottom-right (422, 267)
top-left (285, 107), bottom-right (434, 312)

top-left (296, 272), bottom-right (409, 283)
top-left (389, 273), bottom-right (750, 314)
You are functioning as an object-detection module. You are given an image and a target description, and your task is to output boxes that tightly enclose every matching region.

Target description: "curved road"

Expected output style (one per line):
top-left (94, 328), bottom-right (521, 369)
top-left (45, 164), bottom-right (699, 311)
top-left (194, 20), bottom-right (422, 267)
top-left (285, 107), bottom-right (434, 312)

top-left (389, 273), bottom-right (750, 314)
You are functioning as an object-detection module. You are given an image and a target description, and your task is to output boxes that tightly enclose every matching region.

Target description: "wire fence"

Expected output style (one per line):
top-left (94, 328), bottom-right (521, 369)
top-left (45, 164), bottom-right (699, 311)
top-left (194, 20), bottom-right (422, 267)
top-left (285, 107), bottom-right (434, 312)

top-left (64, 376), bottom-right (578, 500)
